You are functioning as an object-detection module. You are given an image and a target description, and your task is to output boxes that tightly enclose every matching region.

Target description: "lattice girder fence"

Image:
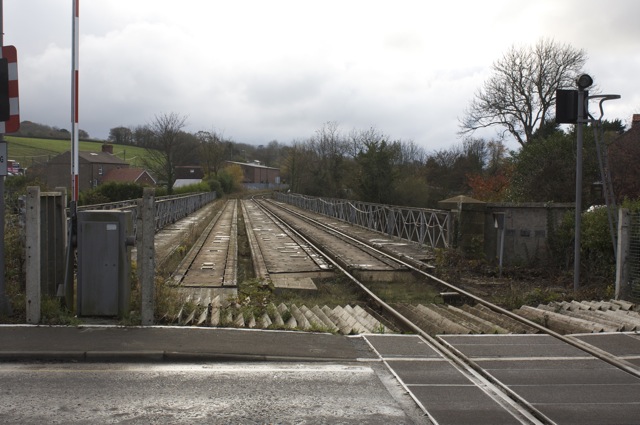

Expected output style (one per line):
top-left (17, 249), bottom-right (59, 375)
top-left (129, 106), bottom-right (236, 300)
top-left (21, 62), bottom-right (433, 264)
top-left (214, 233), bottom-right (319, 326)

top-left (273, 193), bottom-right (450, 249)
top-left (78, 191), bottom-right (217, 235)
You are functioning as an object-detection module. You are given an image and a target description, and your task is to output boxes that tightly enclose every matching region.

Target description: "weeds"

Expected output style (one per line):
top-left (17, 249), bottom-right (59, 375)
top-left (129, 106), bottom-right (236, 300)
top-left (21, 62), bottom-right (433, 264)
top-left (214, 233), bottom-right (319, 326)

top-left (39, 297), bottom-right (81, 325)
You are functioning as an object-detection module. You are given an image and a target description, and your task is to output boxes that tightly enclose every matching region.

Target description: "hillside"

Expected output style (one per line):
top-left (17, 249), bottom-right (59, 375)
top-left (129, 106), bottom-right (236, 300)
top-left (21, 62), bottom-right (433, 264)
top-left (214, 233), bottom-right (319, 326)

top-left (4, 135), bottom-right (149, 168)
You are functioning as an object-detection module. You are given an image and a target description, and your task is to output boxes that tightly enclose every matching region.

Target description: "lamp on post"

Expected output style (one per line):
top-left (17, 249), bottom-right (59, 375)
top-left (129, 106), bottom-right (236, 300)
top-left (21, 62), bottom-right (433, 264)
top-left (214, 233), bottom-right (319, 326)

top-left (557, 75), bottom-right (620, 293)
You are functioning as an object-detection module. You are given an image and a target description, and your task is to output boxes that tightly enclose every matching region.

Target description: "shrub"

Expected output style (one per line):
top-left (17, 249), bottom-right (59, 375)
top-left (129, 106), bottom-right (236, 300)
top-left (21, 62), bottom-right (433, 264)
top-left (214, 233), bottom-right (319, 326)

top-left (171, 182), bottom-right (211, 195)
top-left (547, 210), bottom-right (575, 270)
top-left (218, 165), bottom-right (245, 194)
top-left (79, 182), bottom-right (144, 205)
top-left (547, 202), bottom-right (628, 284)
top-left (205, 177), bottom-right (224, 195)
top-left (581, 206), bottom-right (616, 279)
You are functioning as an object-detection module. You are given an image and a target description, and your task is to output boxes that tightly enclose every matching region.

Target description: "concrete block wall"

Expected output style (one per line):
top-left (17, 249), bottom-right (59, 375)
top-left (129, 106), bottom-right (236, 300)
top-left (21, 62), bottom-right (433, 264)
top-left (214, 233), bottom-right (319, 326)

top-left (483, 203), bottom-right (572, 265)
top-left (439, 195), bottom-right (573, 265)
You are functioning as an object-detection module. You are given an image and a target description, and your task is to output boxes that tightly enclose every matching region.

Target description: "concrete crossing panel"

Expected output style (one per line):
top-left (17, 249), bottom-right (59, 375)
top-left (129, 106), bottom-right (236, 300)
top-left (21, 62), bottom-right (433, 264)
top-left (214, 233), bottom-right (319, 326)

top-left (442, 334), bottom-right (640, 425)
top-left (575, 332), bottom-right (640, 356)
top-left (408, 386), bottom-right (522, 425)
top-left (533, 403), bottom-right (640, 425)
top-left (365, 334), bottom-right (441, 358)
top-left (484, 364), bottom-right (638, 385)
top-left (386, 359), bottom-right (477, 385)
top-left (364, 335), bottom-right (527, 425)
top-left (441, 334), bottom-right (588, 358)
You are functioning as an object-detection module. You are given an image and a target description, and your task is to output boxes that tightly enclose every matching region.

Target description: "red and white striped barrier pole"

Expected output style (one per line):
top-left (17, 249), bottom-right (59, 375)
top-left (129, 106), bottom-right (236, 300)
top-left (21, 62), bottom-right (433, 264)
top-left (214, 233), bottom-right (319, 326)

top-left (62, 0), bottom-right (80, 311)
top-left (71, 0), bottom-right (79, 202)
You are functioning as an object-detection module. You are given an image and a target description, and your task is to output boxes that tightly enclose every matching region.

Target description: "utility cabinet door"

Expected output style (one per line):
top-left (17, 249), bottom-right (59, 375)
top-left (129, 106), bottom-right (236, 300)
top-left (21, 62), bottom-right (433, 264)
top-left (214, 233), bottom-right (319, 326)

top-left (78, 221), bottom-right (120, 316)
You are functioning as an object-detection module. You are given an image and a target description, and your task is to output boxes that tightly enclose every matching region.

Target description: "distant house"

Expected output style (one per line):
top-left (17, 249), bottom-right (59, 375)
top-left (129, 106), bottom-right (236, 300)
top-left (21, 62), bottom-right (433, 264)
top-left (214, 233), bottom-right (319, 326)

top-left (173, 166), bottom-right (204, 188)
top-left (102, 167), bottom-right (156, 186)
top-left (225, 161), bottom-right (282, 189)
top-left (29, 144), bottom-right (129, 192)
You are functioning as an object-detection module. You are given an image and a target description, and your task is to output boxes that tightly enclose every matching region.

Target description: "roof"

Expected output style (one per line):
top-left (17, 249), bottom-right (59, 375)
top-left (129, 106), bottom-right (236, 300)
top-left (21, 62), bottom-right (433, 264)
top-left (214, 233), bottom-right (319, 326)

top-left (103, 168), bottom-right (156, 184)
top-left (226, 161), bottom-right (280, 171)
top-left (78, 151), bottom-right (128, 165)
top-left (439, 195), bottom-right (485, 204)
top-left (438, 195), bottom-right (486, 211)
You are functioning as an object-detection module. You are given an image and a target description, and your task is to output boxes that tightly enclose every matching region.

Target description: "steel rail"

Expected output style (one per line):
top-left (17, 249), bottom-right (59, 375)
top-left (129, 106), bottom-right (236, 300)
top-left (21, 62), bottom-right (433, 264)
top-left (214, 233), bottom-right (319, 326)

top-left (261, 197), bottom-right (640, 381)
top-left (255, 198), bottom-right (550, 424)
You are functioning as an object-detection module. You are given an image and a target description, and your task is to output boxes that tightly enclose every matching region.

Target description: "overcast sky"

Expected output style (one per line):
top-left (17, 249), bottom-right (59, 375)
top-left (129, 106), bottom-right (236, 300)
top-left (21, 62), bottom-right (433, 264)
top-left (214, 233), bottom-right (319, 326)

top-left (4, 0), bottom-right (640, 151)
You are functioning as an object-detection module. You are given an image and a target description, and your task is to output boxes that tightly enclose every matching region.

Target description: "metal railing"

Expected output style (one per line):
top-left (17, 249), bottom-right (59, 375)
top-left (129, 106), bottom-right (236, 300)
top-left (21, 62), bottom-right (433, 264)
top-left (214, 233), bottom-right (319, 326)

top-left (273, 192), bottom-right (450, 249)
top-left (78, 191), bottom-right (217, 234)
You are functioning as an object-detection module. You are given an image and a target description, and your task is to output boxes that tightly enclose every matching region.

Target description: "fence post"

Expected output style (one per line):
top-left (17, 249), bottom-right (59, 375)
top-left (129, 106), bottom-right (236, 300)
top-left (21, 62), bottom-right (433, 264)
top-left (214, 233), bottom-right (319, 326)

top-left (386, 208), bottom-right (395, 236)
top-left (615, 208), bottom-right (631, 300)
top-left (140, 188), bottom-right (156, 325)
top-left (25, 187), bottom-right (41, 324)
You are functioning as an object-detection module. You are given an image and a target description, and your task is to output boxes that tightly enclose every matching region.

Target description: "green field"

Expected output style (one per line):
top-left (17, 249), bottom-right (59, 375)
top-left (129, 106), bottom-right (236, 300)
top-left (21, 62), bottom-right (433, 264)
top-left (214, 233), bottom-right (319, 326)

top-left (3, 136), bottom-right (150, 168)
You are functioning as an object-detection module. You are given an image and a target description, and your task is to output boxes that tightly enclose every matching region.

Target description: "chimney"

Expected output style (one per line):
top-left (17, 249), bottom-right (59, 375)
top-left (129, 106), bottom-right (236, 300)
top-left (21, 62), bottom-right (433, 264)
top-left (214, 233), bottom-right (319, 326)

top-left (102, 143), bottom-right (114, 154)
top-left (633, 114), bottom-right (640, 129)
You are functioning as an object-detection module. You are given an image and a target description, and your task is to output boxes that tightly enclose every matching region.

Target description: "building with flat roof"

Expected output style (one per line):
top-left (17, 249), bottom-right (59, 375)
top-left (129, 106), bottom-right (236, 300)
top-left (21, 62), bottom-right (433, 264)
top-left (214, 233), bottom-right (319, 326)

top-left (225, 161), bottom-right (281, 188)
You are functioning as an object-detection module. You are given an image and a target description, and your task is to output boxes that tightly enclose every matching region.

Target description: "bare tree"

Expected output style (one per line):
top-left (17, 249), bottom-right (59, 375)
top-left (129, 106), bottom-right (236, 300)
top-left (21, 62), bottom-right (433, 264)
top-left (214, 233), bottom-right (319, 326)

top-left (142, 112), bottom-right (189, 194)
top-left (311, 122), bottom-right (349, 197)
top-left (196, 130), bottom-right (227, 177)
top-left (346, 127), bottom-right (387, 159)
top-left (397, 140), bottom-right (426, 166)
top-left (460, 39), bottom-right (587, 146)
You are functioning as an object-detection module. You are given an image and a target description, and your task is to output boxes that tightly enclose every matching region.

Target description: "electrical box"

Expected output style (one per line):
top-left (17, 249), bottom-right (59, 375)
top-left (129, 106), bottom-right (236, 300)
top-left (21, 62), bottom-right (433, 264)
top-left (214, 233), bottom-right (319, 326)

top-left (77, 210), bottom-right (134, 317)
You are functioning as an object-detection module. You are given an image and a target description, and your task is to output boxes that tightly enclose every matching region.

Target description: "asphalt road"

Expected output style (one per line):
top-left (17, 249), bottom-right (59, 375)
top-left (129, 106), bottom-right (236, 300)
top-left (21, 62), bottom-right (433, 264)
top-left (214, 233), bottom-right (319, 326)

top-left (0, 361), bottom-right (427, 424)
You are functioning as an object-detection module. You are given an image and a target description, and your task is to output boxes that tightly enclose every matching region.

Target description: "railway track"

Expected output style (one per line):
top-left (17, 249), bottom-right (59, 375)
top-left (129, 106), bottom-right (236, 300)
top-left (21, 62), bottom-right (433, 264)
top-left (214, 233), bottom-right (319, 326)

top-left (169, 198), bottom-right (640, 339)
top-left (166, 196), bottom-right (640, 424)
top-left (169, 196), bottom-right (640, 369)
top-left (253, 197), bottom-right (640, 424)
top-left (171, 199), bottom-right (239, 303)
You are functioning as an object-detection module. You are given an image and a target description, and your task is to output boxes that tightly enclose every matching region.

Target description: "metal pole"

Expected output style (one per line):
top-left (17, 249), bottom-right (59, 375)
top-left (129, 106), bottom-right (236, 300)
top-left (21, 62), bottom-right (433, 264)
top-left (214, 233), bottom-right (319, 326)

top-left (573, 88), bottom-right (585, 292)
top-left (0, 0), bottom-right (10, 316)
top-left (62, 0), bottom-right (79, 311)
top-left (498, 227), bottom-right (505, 278)
top-left (71, 0), bottom-right (79, 203)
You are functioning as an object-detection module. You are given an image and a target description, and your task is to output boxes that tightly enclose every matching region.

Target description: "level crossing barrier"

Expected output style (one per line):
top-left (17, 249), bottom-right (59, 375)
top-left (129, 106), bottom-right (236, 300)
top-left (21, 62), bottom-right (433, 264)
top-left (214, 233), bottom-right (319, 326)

top-left (273, 192), bottom-right (450, 249)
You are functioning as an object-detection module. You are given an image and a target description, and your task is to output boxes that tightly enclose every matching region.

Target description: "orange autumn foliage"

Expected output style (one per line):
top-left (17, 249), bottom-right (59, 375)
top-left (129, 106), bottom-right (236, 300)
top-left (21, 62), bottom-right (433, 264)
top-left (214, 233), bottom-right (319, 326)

top-left (466, 165), bottom-right (513, 202)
